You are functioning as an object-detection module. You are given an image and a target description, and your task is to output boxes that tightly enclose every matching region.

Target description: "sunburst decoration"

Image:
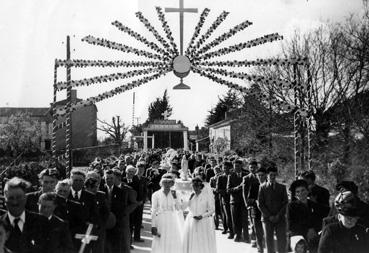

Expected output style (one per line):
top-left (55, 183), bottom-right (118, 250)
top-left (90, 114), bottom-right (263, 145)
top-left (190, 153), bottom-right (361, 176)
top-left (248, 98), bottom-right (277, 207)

top-left (55, 5), bottom-right (308, 117)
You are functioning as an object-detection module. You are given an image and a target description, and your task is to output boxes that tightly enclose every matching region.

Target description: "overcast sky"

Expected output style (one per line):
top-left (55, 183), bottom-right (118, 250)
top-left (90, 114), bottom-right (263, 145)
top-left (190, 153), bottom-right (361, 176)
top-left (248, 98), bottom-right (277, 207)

top-left (0, 0), bottom-right (364, 137)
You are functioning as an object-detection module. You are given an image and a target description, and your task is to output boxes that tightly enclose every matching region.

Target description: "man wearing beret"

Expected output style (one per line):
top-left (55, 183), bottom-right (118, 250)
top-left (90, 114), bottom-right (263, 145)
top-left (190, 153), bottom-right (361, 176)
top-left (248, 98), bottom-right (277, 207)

top-left (26, 168), bottom-right (59, 212)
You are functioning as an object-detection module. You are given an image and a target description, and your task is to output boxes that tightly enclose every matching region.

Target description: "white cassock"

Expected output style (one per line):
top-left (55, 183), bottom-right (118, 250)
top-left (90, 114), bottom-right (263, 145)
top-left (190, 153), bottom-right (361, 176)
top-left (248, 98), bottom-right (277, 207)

top-left (182, 188), bottom-right (217, 253)
top-left (151, 189), bottom-right (184, 253)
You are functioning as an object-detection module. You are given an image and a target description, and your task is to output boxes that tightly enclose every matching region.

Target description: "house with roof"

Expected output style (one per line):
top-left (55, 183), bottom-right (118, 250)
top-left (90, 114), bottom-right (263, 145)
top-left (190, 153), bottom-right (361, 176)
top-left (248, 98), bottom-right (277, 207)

top-left (0, 90), bottom-right (97, 152)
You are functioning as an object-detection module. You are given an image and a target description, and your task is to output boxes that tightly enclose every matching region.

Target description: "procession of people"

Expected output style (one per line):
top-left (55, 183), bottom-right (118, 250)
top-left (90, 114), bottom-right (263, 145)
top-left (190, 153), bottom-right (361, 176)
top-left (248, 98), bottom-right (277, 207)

top-left (0, 148), bottom-right (369, 253)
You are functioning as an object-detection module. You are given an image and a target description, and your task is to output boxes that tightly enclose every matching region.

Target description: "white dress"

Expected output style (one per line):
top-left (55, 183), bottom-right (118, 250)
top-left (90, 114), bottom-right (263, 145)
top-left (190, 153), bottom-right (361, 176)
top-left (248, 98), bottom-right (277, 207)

top-left (182, 189), bottom-right (217, 253)
top-left (151, 189), bottom-right (184, 253)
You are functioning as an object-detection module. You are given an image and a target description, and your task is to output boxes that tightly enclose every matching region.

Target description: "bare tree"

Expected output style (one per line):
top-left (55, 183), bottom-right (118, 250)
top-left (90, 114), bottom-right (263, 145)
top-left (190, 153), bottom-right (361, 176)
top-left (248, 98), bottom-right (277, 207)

top-left (254, 14), bottom-right (369, 153)
top-left (97, 116), bottom-right (128, 146)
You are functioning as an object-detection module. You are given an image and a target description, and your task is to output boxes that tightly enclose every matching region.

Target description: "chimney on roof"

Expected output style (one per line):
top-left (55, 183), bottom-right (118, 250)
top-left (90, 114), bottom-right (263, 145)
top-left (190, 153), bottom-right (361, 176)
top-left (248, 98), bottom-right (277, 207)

top-left (71, 90), bottom-right (77, 102)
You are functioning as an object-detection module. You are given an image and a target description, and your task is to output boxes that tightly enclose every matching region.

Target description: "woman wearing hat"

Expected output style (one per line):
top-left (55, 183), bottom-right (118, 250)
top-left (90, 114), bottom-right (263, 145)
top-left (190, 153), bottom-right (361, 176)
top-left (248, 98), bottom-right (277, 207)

top-left (182, 176), bottom-right (216, 253)
top-left (151, 173), bottom-right (184, 253)
top-left (318, 191), bottom-right (369, 253)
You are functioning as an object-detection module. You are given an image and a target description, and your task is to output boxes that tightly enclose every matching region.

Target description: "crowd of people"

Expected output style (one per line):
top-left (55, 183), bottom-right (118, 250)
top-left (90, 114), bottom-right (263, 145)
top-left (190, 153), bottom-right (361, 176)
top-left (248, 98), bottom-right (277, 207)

top-left (0, 149), bottom-right (368, 253)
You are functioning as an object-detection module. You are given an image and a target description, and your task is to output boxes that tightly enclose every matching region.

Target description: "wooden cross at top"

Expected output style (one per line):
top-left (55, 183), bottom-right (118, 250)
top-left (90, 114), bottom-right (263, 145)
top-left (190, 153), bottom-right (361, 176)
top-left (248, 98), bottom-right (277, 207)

top-left (165, 0), bottom-right (198, 55)
top-left (162, 110), bottom-right (170, 120)
top-left (75, 223), bottom-right (98, 253)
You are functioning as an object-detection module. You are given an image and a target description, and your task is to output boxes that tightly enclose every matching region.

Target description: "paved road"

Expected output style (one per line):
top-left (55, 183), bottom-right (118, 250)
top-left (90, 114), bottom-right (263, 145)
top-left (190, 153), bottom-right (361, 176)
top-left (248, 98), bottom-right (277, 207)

top-left (132, 203), bottom-right (257, 253)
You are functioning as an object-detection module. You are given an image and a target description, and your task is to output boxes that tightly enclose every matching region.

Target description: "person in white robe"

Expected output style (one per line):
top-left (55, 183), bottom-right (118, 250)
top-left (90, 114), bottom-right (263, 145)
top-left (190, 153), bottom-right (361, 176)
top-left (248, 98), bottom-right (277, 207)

top-left (151, 173), bottom-right (184, 253)
top-left (182, 176), bottom-right (217, 253)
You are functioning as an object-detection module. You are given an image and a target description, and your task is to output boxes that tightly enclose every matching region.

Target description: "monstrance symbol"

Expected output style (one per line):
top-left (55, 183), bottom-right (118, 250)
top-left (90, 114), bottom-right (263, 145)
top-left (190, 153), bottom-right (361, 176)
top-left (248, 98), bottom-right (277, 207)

top-left (54, 0), bottom-right (306, 117)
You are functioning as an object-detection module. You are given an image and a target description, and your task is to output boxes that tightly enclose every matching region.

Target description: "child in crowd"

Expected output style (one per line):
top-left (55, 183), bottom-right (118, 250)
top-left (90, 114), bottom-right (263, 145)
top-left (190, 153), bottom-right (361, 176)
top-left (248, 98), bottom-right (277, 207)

top-left (290, 236), bottom-right (308, 253)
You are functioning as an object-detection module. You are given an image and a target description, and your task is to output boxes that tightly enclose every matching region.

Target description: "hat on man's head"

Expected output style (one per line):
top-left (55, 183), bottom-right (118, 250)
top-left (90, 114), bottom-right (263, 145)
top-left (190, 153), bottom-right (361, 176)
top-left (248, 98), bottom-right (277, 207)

top-left (336, 181), bottom-right (358, 196)
top-left (335, 191), bottom-right (359, 217)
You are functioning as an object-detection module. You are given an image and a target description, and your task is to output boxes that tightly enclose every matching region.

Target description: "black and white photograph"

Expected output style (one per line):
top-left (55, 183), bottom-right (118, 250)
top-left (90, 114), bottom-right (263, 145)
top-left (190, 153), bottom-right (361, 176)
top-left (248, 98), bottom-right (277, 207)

top-left (1, 0), bottom-right (369, 252)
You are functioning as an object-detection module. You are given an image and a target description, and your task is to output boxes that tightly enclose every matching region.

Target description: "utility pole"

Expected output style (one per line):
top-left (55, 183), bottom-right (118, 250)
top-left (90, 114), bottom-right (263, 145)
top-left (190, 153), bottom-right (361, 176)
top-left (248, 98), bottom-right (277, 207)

top-left (65, 36), bottom-right (73, 176)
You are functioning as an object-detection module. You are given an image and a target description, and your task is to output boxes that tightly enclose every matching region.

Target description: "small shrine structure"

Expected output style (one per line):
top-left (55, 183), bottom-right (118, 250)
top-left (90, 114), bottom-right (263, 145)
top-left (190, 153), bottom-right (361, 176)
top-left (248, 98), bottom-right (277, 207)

top-left (142, 120), bottom-right (189, 151)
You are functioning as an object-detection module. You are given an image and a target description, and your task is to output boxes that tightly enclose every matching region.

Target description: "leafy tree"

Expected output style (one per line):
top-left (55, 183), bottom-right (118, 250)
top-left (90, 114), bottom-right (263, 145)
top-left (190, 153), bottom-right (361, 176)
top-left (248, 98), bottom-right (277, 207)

top-left (0, 112), bottom-right (41, 155)
top-left (147, 89), bottom-right (173, 123)
top-left (205, 89), bottom-right (242, 126)
top-left (97, 116), bottom-right (128, 145)
top-left (129, 124), bottom-right (143, 137)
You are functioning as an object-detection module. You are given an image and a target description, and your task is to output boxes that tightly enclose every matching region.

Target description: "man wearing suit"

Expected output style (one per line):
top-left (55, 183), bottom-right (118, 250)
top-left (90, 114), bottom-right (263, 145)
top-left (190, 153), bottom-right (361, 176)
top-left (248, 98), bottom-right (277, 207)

top-left (301, 170), bottom-right (330, 207)
top-left (205, 157), bottom-right (217, 182)
top-left (243, 160), bottom-right (264, 252)
top-left (103, 169), bottom-right (139, 253)
top-left (216, 161), bottom-right (234, 238)
top-left (38, 192), bottom-right (74, 253)
top-left (68, 169), bottom-right (98, 251)
top-left (84, 175), bottom-right (110, 253)
top-left (2, 177), bottom-right (48, 253)
top-left (114, 169), bottom-right (139, 253)
top-left (227, 159), bottom-right (250, 242)
top-left (54, 179), bottom-right (85, 246)
top-left (25, 168), bottom-right (59, 212)
top-left (146, 160), bottom-right (163, 201)
top-left (123, 163), bottom-right (147, 243)
top-left (210, 165), bottom-right (223, 230)
top-left (258, 165), bottom-right (288, 253)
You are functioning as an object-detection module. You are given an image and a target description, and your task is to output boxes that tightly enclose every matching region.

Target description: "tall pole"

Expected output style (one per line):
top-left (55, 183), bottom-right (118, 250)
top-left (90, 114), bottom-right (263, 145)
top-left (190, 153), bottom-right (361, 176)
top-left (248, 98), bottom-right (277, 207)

top-left (298, 66), bottom-right (305, 172)
top-left (52, 61), bottom-right (58, 161)
top-left (268, 88), bottom-right (273, 156)
top-left (132, 92), bottom-right (135, 127)
top-left (65, 36), bottom-right (73, 176)
top-left (293, 63), bottom-right (299, 178)
top-left (307, 63), bottom-right (312, 171)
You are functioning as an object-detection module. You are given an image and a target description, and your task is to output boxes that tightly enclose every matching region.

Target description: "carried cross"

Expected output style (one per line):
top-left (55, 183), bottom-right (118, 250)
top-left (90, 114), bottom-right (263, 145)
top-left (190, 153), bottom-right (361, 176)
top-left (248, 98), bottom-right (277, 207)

top-left (165, 0), bottom-right (198, 55)
top-left (75, 223), bottom-right (98, 253)
top-left (162, 110), bottom-right (170, 120)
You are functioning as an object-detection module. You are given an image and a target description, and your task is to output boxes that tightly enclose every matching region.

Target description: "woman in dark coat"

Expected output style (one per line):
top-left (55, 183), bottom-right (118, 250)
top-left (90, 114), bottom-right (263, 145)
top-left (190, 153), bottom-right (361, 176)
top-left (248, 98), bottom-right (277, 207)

top-left (318, 191), bottom-right (369, 253)
top-left (287, 180), bottom-right (329, 253)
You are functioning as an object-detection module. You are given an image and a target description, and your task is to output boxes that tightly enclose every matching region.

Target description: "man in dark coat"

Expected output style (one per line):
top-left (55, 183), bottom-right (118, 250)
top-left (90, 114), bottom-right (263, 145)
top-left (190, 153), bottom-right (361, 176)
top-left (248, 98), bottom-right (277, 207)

top-left (258, 165), bottom-right (288, 253)
top-left (318, 191), bottom-right (369, 253)
top-left (84, 174), bottom-right (110, 253)
top-left (55, 179), bottom-right (85, 246)
top-left (226, 159), bottom-right (249, 242)
top-left (242, 160), bottom-right (264, 252)
top-left (25, 168), bottom-right (59, 212)
top-left (2, 177), bottom-right (48, 253)
top-left (38, 192), bottom-right (74, 253)
top-left (146, 161), bottom-right (164, 201)
top-left (205, 157), bottom-right (217, 182)
top-left (68, 169), bottom-right (98, 251)
top-left (301, 170), bottom-right (330, 207)
top-left (123, 164), bottom-right (147, 243)
top-left (216, 161), bottom-right (234, 238)
top-left (103, 169), bottom-right (139, 253)
top-left (116, 170), bottom-right (139, 253)
top-left (209, 165), bottom-right (222, 230)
